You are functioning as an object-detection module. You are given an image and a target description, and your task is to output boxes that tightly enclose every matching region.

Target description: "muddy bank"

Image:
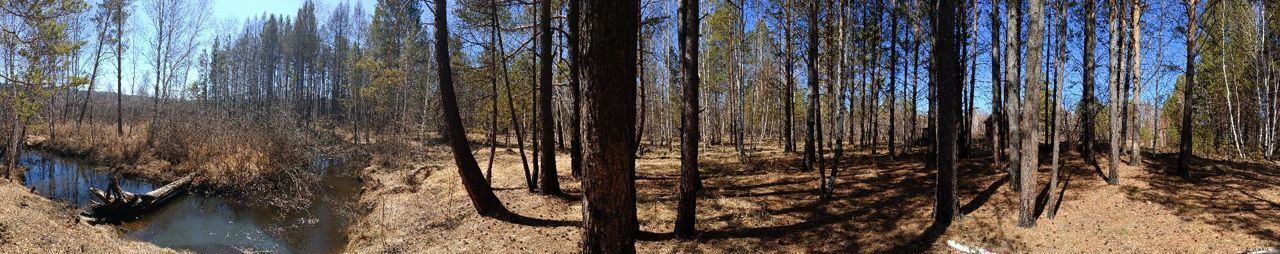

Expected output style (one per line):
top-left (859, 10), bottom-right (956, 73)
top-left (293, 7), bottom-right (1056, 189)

top-left (0, 179), bottom-right (178, 253)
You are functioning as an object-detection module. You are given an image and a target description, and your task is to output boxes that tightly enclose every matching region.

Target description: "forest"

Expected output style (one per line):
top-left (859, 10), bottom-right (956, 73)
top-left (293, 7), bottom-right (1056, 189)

top-left (0, 0), bottom-right (1278, 253)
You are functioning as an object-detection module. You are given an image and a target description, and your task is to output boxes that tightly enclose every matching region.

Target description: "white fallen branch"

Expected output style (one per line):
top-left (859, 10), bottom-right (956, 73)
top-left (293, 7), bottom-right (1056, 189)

top-left (1243, 247), bottom-right (1280, 254)
top-left (947, 240), bottom-right (996, 254)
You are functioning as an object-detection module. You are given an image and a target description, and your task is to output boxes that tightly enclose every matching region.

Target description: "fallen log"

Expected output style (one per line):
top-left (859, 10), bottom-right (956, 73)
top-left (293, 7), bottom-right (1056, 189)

top-left (81, 174), bottom-right (193, 224)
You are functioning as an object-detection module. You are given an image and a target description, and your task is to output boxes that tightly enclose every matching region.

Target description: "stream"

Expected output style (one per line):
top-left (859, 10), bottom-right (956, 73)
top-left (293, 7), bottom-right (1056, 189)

top-left (18, 151), bottom-right (361, 254)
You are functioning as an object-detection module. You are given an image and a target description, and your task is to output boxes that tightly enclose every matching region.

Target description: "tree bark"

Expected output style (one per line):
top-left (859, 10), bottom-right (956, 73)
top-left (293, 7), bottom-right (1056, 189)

top-left (1082, 0), bottom-right (1098, 164)
top-left (803, 0), bottom-right (819, 172)
top-left (434, 0), bottom-right (508, 216)
top-left (1004, 0), bottom-right (1024, 192)
top-left (538, 0), bottom-right (562, 195)
top-left (674, 0), bottom-right (701, 239)
top-left (1019, 0), bottom-right (1045, 228)
top-left (569, 0), bottom-right (583, 179)
top-left (933, 0), bottom-right (964, 226)
top-left (1107, 0), bottom-right (1122, 185)
top-left (579, 0), bottom-right (639, 251)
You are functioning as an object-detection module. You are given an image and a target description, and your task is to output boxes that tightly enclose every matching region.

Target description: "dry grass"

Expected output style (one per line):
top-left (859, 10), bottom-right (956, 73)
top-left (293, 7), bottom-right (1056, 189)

top-left (346, 142), bottom-right (1280, 253)
top-left (0, 179), bottom-right (179, 253)
top-left (30, 107), bottom-right (318, 191)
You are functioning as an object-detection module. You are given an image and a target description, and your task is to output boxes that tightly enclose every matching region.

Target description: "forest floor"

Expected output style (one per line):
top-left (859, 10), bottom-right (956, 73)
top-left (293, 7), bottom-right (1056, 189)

top-left (347, 143), bottom-right (1280, 253)
top-left (0, 178), bottom-right (180, 253)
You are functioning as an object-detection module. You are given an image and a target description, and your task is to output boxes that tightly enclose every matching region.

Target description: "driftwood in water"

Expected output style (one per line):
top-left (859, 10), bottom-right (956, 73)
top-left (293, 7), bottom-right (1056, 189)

top-left (82, 174), bottom-right (193, 223)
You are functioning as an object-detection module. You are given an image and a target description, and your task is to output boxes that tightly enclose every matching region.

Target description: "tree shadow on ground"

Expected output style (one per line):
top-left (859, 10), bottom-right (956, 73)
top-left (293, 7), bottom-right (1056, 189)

top-left (1131, 152), bottom-right (1280, 242)
top-left (492, 210), bottom-right (580, 228)
top-left (627, 148), bottom-right (1016, 252)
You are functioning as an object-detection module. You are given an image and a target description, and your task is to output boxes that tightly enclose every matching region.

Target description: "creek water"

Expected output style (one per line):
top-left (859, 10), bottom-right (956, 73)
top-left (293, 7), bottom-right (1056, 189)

top-left (18, 151), bottom-right (361, 254)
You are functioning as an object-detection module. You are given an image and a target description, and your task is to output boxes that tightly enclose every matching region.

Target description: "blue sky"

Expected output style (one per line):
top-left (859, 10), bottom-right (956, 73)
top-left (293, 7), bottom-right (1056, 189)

top-left (211, 0), bottom-right (379, 23)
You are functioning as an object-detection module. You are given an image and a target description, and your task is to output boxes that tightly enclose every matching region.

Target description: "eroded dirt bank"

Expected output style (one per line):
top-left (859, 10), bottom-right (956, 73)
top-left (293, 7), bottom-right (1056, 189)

top-left (0, 179), bottom-right (178, 253)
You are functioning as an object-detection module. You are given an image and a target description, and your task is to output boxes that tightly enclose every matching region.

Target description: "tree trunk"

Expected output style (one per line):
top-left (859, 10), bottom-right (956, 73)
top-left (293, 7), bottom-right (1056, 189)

top-left (579, 0), bottom-right (639, 251)
top-left (933, 0), bottom-right (964, 226)
top-left (570, 0), bottom-right (583, 179)
top-left (1019, 0), bottom-right (1045, 228)
top-left (674, 0), bottom-right (701, 239)
top-left (85, 174), bottom-right (193, 223)
top-left (803, 0), bottom-right (819, 172)
top-left (434, 0), bottom-right (508, 216)
top-left (1220, 6), bottom-right (1245, 159)
top-left (116, 2), bottom-right (124, 137)
top-left (1107, 0), bottom-right (1122, 185)
top-left (888, 0), bottom-right (899, 160)
top-left (826, 0), bottom-right (846, 200)
top-left (1177, 0), bottom-right (1196, 179)
top-left (486, 0), bottom-right (503, 183)
top-left (1004, 0), bottom-right (1024, 192)
top-left (784, 0), bottom-right (795, 153)
top-left (1082, 0), bottom-right (1098, 164)
top-left (989, 2), bottom-right (1003, 169)
top-left (1047, 0), bottom-right (1067, 220)
top-left (1129, 0), bottom-right (1143, 165)
top-left (912, 6), bottom-right (921, 145)
top-left (538, 0), bottom-right (562, 195)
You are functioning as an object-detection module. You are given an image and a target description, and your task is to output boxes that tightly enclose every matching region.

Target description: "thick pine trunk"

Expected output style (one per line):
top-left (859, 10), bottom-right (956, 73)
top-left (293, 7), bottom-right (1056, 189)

top-left (579, 0), bottom-right (639, 252)
top-left (933, 0), bottom-right (964, 226)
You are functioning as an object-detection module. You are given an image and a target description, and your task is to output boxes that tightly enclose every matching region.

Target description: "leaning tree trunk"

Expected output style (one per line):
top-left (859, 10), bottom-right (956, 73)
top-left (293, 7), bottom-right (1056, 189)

top-left (579, 0), bottom-right (640, 252)
top-left (435, 0), bottom-right (508, 217)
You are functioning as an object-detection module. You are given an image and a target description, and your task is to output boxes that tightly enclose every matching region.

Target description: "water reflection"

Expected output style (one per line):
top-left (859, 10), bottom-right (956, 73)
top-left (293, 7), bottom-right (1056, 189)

top-left (19, 151), bottom-right (357, 254)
